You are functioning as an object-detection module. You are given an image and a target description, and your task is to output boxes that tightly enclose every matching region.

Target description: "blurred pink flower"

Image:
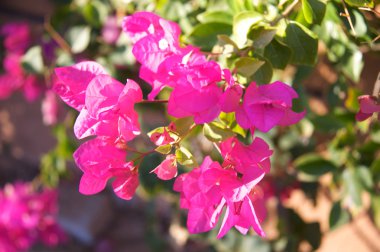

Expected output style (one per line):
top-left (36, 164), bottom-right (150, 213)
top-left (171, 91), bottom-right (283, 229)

top-left (102, 16), bottom-right (121, 44)
top-left (42, 90), bottom-right (59, 126)
top-left (356, 95), bottom-right (380, 121)
top-left (1, 23), bottom-right (31, 53)
top-left (23, 75), bottom-right (44, 102)
top-left (0, 182), bottom-right (65, 251)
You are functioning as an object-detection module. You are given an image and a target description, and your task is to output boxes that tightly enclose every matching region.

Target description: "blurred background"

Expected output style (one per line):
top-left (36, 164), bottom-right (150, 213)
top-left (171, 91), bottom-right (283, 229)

top-left (1, 0), bottom-right (380, 251)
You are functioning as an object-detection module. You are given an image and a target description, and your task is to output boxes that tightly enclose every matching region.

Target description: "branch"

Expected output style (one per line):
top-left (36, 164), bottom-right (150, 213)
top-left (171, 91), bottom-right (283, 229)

top-left (340, 0), bottom-right (357, 36)
top-left (138, 99), bottom-right (168, 104)
top-left (271, 0), bottom-right (300, 25)
top-left (44, 17), bottom-right (72, 55)
top-left (372, 72), bottom-right (380, 98)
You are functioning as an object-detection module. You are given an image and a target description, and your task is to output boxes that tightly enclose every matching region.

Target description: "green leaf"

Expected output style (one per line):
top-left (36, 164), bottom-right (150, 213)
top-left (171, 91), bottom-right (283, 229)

top-left (329, 201), bottom-right (350, 230)
top-left (252, 57), bottom-right (273, 84)
top-left (343, 168), bottom-right (363, 207)
top-left (341, 50), bottom-right (363, 82)
top-left (344, 0), bottom-right (374, 8)
top-left (175, 146), bottom-right (197, 167)
top-left (264, 38), bottom-right (292, 69)
top-left (155, 145), bottom-right (172, 155)
top-left (219, 112), bottom-right (247, 137)
top-left (294, 154), bottom-right (337, 180)
top-left (233, 11), bottom-right (262, 48)
top-left (302, 0), bottom-right (326, 25)
top-left (147, 126), bottom-right (165, 137)
top-left (21, 46), bottom-right (44, 74)
top-left (357, 166), bottom-right (374, 190)
top-left (311, 115), bottom-right (346, 133)
top-left (173, 117), bottom-right (194, 136)
top-left (82, 0), bottom-right (108, 27)
top-left (187, 22), bottom-right (232, 51)
top-left (203, 122), bottom-right (235, 142)
top-left (248, 25), bottom-right (277, 49)
top-left (197, 10), bottom-right (233, 25)
top-left (352, 10), bottom-right (367, 37)
top-left (235, 57), bottom-right (264, 78)
top-left (284, 21), bottom-right (318, 65)
top-left (370, 158), bottom-right (380, 182)
top-left (227, 0), bottom-right (247, 13)
top-left (372, 195), bottom-right (380, 228)
top-left (218, 34), bottom-right (239, 49)
top-left (66, 25), bottom-right (91, 54)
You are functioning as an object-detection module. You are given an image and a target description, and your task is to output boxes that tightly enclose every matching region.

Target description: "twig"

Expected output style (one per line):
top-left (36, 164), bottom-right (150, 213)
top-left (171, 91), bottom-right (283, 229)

top-left (138, 99), bottom-right (168, 104)
top-left (373, 34), bottom-right (380, 43)
top-left (358, 7), bottom-right (380, 16)
top-left (44, 17), bottom-right (72, 55)
top-left (340, 0), bottom-right (357, 36)
top-left (372, 72), bottom-right (380, 98)
top-left (271, 0), bottom-right (299, 25)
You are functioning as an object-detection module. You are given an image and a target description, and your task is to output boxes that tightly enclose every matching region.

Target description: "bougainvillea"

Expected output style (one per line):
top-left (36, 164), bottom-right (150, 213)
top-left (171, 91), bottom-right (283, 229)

top-left (53, 11), bottom-right (305, 238)
top-left (0, 23), bottom-right (44, 101)
top-left (0, 182), bottom-right (65, 252)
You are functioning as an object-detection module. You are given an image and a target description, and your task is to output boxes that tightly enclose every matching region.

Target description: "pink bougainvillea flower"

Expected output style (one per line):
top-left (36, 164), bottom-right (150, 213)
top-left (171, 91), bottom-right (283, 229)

top-left (73, 75), bottom-right (142, 141)
top-left (73, 137), bottom-right (139, 200)
top-left (1, 23), bottom-right (31, 53)
top-left (236, 81), bottom-right (305, 132)
top-left (111, 168), bottom-right (139, 200)
top-left (174, 157), bottom-right (223, 233)
top-left (54, 61), bottom-right (107, 110)
top-left (220, 137), bottom-right (272, 174)
top-left (42, 90), bottom-right (59, 126)
top-left (0, 182), bottom-right (65, 252)
top-left (23, 75), bottom-right (44, 102)
top-left (216, 195), bottom-right (265, 238)
top-left (3, 53), bottom-right (24, 76)
top-left (122, 11), bottom-right (181, 45)
top-left (102, 16), bottom-right (121, 44)
top-left (174, 156), bottom-right (266, 238)
top-left (151, 154), bottom-right (177, 180)
top-left (150, 128), bottom-right (175, 146)
top-left (220, 69), bottom-right (243, 113)
top-left (0, 74), bottom-right (23, 99)
top-left (168, 83), bottom-right (223, 124)
top-left (356, 95), bottom-right (380, 121)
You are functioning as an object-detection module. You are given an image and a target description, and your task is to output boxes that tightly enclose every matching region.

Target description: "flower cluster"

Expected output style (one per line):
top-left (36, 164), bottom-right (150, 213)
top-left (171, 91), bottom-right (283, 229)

top-left (174, 137), bottom-right (272, 238)
top-left (0, 23), bottom-right (44, 101)
top-left (54, 61), bottom-right (143, 200)
top-left (122, 12), bottom-right (305, 129)
top-left (0, 182), bottom-right (65, 252)
top-left (53, 11), bottom-right (305, 239)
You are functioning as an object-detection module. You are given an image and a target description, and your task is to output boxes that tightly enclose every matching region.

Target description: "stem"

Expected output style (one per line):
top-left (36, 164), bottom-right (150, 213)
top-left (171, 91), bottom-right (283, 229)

top-left (358, 7), bottom-right (380, 16)
top-left (340, 0), bottom-right (357, 36)
top-left (372, 72), bottom-right (380, 98)
top-left (138, 99), bottom-right (168, 104)
top-left (271, 0), bottom-right (299, 25)
top-left (131, 149), bottom-right (155, 163)
top-left (177, 123), bottom-right (197, 144)
top-left (44, 18), bottom-right (72, 55)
